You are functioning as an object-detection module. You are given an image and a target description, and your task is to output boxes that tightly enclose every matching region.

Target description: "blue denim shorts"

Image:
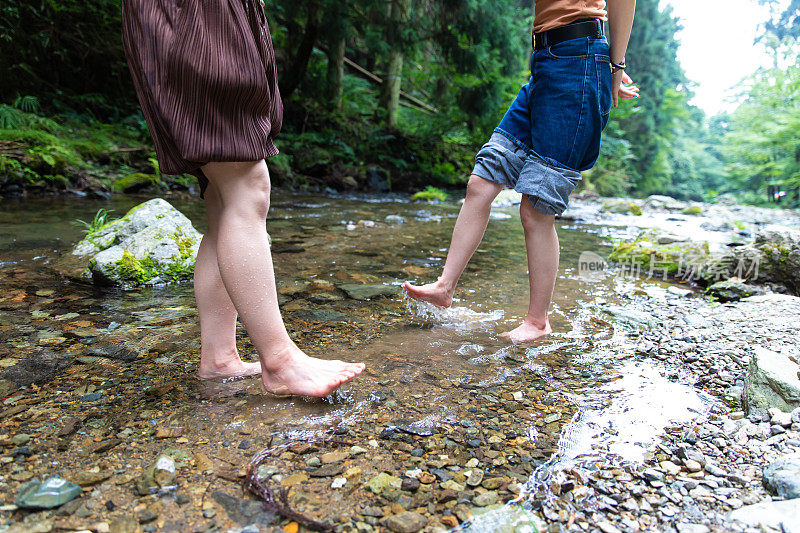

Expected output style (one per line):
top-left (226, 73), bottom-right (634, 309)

top-left (472, 35), bottom-right (613, 215)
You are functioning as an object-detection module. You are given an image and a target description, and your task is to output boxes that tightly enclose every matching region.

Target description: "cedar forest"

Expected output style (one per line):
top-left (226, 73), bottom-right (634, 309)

top-left (0, 0), bottom-right (798, 206)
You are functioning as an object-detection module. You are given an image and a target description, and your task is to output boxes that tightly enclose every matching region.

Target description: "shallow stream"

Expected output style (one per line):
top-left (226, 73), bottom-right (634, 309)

top-left (0, 193), bottom-right (715, 530)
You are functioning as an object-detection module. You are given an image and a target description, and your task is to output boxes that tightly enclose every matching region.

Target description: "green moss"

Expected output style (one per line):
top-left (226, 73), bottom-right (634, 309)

top-left (608, 231), bottom-right (710, 278)
top-left (682, 205), bottom-right (702, 215)
top-left (412, 186), bottom-right (448, 202)
top-left (601, 200), bottom-right (642, 216)
top-left (115, 250), bottom-right (152, 283)
top-left (112, 173), bottom-right (158, 192)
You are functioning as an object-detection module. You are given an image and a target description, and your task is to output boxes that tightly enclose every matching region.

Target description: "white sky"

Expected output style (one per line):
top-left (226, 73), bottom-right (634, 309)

top-left (662, 0), bottom-right (773, 115)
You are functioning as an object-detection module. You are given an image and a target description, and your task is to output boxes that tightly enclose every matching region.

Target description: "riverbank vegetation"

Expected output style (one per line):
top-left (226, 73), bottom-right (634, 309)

top-left (0, 0), bottom-right (798, 207)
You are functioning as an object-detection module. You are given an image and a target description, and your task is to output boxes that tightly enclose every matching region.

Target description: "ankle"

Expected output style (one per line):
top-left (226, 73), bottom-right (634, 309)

top-left (523, 315), bottom-right (549, 330)
top-left (258, 341), bottom-right (300, 373)
top-left (199, 347), bottom-right (241, 368)
top-left (435, 278), bottom-right (457, 295)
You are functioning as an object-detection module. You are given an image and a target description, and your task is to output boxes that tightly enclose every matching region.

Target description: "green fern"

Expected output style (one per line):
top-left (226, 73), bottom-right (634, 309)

top-left (74, 208), bottom-right (117, 235)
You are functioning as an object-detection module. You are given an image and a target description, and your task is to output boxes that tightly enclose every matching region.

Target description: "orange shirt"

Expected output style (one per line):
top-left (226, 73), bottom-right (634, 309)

top-left (533, 0), bottom-right (607, 34)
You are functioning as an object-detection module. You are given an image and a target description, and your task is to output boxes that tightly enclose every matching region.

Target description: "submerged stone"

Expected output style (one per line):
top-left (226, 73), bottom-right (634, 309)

top-left (365, 472), bottom-right (402, 494)
top-left (338, 283), bottom-right (399, 300)
top-left (15, 476), bottom-right (82, 509)
top-left (71, 198), bottom-right (202, 288)
top-left (384, 511), bottom-right (428, 533)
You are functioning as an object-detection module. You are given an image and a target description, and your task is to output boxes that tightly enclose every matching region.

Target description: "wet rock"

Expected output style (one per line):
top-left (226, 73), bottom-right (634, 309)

top-left (385, 511), bottom-right (428, 533)
top-left (395, 423), bottom-right (437, 437)
top-left (401, 477), bottom-right (420, 491)
top-left (338, 284), bottom-right (399, 300)
top-left (1, 351), bottom-right (72, 387)
top-left (473, 491), bottom-right (499, 507)
top-left (465, 469), bottom-right (484, 487)
top-left (309, 463), bottom-right (344, 478)
top-left (136, 452), bottom-right (179, 495)
top-left (211, 491), bottom-right (277, 526)
top-left (71, 470), bottom-right (112, 487)
top-left (109, 515), bottom-right (139, 533)
top-left (71, 198), bottom-right (202, 287)
top-left (706, 279), bottom-right (764, 302)
top-left (15, 476), bottom-right (82, 509)
top-left (762, 454), bottom-right (800, 499)
top-left (365, 473), bottom-right (402, 494)
top-left (292, 309), bottom-right (352, 323)
top-left (86, 345), bottom-right (138, 362)
top-left (743, 347), bottom-right (800, 414)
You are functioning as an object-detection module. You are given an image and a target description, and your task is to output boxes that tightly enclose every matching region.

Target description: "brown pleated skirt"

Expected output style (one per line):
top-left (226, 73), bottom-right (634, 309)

top-left (121, 0), bottom-right (283, 196)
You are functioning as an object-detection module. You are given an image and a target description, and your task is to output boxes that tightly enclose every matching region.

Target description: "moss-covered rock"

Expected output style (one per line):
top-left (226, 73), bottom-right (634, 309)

top-left (707, 278), bottom-right (764, 302)
top-left (712, 226), bottom-right (800, 294)
top-left (682, 205), bottom-right (702, 215)
top-left (72, 198), bottom-right (201, 288)
top-left (111, 172), bottom-right (159, 193)
top-left (412, 186), bottom-right (448, 202)
top-left (608, 230), bottom-right (710, 279)
top-left (600, 199), bottom-right (643, 216)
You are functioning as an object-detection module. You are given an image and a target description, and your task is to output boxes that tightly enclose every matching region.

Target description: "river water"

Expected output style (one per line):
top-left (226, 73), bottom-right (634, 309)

top-left (0, 193), bottom-right (715, 531)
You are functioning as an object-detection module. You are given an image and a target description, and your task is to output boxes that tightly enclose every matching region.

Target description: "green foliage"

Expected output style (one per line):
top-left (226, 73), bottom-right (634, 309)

top-left (0, 104), bottom-right (152, 189)
top-left (412, 185), bottom-right (448, 201)
top-left (720, 46), bottom-right (800, 208)
top-left (0, 1), bottom-right (134, 118)
top-left (74, 208), bottom-right (117, 236)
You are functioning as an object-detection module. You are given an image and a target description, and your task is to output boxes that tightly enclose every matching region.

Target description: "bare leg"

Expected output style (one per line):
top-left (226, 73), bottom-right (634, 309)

top-left (500, 196), bottom-right (557, 342)
top-left (195, 182), bottom-right (260, 380)
top-left (200, 161), bottom-right (364, 397)
top-left (403, 175), bottom-right (503, 307)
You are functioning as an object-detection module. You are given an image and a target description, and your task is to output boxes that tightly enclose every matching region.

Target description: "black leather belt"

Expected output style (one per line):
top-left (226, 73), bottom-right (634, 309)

top-left (532, 18), bottom-right (604, 51)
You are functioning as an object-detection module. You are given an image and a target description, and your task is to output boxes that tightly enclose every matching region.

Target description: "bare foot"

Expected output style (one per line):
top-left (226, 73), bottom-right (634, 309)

top-left (261, 344), bottom-right (365, 397)
top-left (197, 358), bottom-right (262, 381)
top-left (402, 280), bottom-right (454, 308)
top-left (499, 318), bottom-right (552, 344)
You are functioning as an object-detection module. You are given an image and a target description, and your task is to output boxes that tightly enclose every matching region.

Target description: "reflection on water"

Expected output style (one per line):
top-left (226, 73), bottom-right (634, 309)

top-left (0, 192), bottom-right (714, 530)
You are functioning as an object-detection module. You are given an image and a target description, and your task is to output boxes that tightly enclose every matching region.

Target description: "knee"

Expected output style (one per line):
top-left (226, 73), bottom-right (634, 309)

top-left (465, 175), bottom-right (502, 203)
top-left (231, 166), bottom-right (271, 220)
top-left (520, 199), bottom-right (555, 232)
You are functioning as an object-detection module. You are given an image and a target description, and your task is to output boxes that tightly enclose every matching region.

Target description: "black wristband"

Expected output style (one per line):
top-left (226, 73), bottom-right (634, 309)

top-left (610, 59), bottom-right (626, 73)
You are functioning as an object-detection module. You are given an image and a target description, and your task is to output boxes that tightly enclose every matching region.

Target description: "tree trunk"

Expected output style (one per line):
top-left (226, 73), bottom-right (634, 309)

top-left (326, 36), bottom-right (345, 110)
top-left (379, 0), bottom-right (408, 128)
top-left (281, 0), bottom-right (320, 99)
top-left (380, 51), bottom-right (403, 127)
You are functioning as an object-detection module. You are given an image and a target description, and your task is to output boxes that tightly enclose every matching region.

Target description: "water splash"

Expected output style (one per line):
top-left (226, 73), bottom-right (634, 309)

top-left (404, 295), bottom-right (504, 332)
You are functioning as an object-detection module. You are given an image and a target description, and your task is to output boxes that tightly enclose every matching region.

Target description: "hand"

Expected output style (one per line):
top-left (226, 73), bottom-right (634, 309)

top-left (612, 70), bottom-right (639, 108)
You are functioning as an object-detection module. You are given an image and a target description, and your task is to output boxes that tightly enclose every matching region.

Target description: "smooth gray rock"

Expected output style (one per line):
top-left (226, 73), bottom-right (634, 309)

top-left (743, 347), bottom-right (800, 415)
top-left (729, 500), bottom-right (800, 533)
top-left (72, 198), bottom-right (201, 287)
top-left (763, 454), bottom-right (800, 499)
